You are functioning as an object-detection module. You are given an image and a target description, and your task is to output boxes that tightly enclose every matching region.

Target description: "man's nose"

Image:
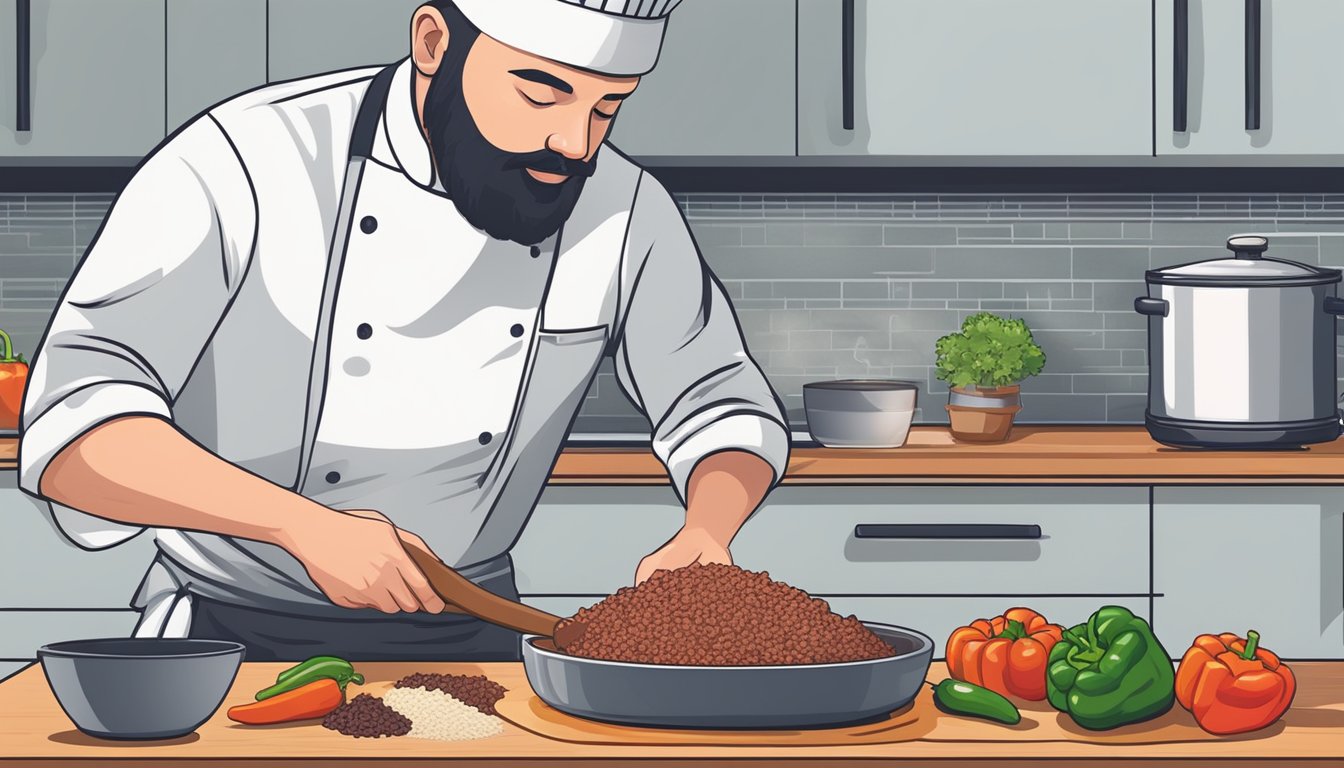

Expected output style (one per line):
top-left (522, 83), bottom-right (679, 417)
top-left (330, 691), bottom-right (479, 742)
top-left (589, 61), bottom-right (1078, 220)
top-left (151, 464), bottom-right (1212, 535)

top-left (545, 120), bottom-right (591, 161)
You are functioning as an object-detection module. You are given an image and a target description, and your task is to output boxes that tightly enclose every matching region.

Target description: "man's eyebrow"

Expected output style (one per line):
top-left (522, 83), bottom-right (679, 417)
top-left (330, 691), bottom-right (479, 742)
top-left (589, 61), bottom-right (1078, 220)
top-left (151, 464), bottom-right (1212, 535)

top-left (509, 69), bottom-right (574, 94)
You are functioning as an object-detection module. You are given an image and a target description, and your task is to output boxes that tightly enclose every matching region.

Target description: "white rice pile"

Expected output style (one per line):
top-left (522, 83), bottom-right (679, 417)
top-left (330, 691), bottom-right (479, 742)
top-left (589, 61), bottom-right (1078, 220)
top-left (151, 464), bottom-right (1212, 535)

top-left (381, 687), bottom-right (504, 742)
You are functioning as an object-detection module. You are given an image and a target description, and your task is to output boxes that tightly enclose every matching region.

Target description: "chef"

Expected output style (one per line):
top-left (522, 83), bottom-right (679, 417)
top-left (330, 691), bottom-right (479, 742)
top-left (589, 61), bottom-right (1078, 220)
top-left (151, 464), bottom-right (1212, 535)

top-left (18, 0), bottom-right (790, 661)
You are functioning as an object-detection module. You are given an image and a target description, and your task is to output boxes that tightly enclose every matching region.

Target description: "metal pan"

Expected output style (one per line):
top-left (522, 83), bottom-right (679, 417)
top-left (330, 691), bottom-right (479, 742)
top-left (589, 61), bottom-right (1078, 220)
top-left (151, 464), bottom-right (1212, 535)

top-left (520, 622), bottom-right (933, 729)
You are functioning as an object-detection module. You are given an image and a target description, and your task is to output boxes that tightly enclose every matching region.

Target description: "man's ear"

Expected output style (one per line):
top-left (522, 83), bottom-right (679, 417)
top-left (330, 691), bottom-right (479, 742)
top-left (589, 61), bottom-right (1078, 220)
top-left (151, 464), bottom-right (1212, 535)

top-left (411, 4), bottom-right (449, 77)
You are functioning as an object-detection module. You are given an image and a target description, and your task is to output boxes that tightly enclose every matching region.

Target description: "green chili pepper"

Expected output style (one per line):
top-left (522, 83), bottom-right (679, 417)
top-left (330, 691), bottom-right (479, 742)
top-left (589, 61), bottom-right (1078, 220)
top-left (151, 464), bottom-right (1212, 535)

top-left (931, 679), bottom-right (1021, 725)
top-left (257, 656), bottom-right (363, 701)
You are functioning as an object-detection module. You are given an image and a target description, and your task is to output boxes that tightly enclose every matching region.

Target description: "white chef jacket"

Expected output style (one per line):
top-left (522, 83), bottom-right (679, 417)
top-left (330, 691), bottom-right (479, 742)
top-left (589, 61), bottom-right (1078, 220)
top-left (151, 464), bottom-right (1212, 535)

top-left (18, 58), bottom-right (790, 634)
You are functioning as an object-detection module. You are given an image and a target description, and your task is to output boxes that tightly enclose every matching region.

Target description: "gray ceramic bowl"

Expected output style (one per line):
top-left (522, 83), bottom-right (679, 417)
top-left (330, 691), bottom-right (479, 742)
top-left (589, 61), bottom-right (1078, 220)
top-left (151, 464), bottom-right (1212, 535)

top-left (39, 638), bottom-right (245, 740)
top-left (522, 622), bottom-right (934, 729)
top-left (804, 379), bottom-right (919, 448)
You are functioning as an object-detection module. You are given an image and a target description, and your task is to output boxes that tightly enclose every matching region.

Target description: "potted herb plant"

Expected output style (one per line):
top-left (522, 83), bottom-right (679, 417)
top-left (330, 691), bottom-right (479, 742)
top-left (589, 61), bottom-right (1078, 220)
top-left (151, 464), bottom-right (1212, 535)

top-left (934, 312), bottom-right (1046, 443)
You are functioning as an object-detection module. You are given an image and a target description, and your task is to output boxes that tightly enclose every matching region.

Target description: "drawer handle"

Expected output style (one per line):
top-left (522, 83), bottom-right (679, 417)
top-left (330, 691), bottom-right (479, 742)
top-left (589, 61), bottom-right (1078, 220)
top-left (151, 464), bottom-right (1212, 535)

top-left (1245, 0), bottom-right (1261, 131)
top-left (854, 524), bottom-right (1042, 540)
top-left (841, 0), bottom-right (855, 130)
top-left (16, 0), bottom-right (31, 132)
top-left (1174, 0), bottom-right (1189, 132)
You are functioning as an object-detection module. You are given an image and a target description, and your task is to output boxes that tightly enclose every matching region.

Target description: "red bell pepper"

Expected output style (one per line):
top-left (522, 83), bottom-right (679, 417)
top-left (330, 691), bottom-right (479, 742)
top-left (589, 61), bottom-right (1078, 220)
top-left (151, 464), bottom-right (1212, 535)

top-left (1175, 629), bottom-right (1296, 735)
top-left (0, 329), bottom-right (28, 431)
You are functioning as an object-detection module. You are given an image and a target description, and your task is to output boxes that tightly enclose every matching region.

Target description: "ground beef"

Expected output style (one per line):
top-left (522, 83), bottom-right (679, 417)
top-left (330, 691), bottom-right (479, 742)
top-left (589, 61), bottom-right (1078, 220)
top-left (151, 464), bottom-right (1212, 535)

top-left (392, 673), bottom-right (508, 716)
top-left (322, 693), bottom-right (411, 738)
top-left (556, 562), bottom-right (896, 666)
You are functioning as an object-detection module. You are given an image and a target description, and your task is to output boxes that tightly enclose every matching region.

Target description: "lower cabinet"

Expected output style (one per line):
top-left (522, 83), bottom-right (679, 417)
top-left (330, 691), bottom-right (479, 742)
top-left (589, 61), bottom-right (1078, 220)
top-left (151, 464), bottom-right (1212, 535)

top-left (1154, 487), bottom-right (1344, 660)
top-left (513, 484), bottom-right (1153, 659)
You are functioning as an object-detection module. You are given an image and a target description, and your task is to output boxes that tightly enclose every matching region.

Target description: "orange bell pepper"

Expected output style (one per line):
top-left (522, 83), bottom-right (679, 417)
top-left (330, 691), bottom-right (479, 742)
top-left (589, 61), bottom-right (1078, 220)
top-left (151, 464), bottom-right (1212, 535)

top-left (945, 607), bottom-right (1063, 701)
top-left (1175, 630), bottom-right (1296, 735)
top-left (0, 329), bottom-right (28, 432)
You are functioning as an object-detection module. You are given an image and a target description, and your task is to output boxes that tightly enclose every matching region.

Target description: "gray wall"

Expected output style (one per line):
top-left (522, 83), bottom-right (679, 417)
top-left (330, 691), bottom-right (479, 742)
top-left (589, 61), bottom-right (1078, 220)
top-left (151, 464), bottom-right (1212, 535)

top-left (3, 191), bottom-right (1344, 431)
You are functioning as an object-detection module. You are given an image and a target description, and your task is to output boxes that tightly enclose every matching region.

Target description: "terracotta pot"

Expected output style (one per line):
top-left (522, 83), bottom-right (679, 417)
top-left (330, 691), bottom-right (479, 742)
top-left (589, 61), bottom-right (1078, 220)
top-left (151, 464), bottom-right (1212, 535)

top-left (945, 385), bottom-right (1023, 443)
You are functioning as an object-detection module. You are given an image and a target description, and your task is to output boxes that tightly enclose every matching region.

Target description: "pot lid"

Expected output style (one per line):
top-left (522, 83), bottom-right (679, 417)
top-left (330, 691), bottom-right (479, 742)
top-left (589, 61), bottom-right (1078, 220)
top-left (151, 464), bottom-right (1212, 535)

top-left (1147, 236), bottom-right (1342, 286)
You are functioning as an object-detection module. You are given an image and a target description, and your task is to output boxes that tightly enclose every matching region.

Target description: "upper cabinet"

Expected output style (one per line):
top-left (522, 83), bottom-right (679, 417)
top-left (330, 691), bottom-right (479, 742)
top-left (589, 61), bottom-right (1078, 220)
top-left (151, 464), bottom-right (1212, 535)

top-left (606, 0), bottom-right (795, 158)
top-left (797, 0), bottom-right (1153, 157)
top-left (1156, 0), bottom-right (1344, 156)
top-left (267, 0), bottom-right (425, 83)
top-left (167, 0), bottom-right (267, 132)
top-left (0, 0), bottom-right (165, 158)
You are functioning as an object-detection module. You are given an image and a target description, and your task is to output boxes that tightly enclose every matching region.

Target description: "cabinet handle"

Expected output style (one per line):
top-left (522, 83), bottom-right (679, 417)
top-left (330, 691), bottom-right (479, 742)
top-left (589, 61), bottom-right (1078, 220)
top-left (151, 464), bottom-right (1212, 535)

top-left (841, 0), bottom-right (855, 130)
top-left (1173, 0), bottom-right (1189, 132)
top-left (16, 0), bottom-right (31, 132)
top-left (853, 524), bottom-right (1042, 540)
top-left (1245, 0), bottom-right (1261, 131)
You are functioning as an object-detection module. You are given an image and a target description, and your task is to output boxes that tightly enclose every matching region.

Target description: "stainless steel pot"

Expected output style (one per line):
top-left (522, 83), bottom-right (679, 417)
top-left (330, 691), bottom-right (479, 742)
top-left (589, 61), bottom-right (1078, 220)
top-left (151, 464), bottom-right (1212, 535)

top-left (1135, 235), bottom-right (1344, 448)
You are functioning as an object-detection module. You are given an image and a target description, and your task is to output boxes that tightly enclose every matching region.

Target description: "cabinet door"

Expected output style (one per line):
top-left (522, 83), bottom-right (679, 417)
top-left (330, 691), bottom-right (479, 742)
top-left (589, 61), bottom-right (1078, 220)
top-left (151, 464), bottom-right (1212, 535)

top-left (167, 0), bottom-right (266, 131)
top-left (605, 0), bottom-right (795, 158)
top-left (512, 485), bottom-right (1150, 597)
top-left (0, 0), bottom-right (165, 158)
top-left (268, 0), bottom-right (425, 82)
top-left (1156, 0), bottom-right (1344, 156)
top-left (1154, 487), bottom-right (1344, 659)
top-left (798, 0), bottom-right (1152, 157)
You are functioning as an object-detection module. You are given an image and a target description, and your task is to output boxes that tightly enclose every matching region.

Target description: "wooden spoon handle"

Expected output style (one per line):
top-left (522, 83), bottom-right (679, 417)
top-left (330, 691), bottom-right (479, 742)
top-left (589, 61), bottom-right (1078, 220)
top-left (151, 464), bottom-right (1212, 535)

top-left (402, 542), bottom-right (561, 638)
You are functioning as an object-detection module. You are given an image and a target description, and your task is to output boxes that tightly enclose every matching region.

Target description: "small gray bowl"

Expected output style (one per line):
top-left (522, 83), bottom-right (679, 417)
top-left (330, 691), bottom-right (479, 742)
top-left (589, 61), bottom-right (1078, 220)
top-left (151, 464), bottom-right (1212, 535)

top-left (522, 622), bottom-right (934, 729)
top-left (804, 379), bottom-right (920, 448)
top-left (38, 638), bottom-right (245, 740)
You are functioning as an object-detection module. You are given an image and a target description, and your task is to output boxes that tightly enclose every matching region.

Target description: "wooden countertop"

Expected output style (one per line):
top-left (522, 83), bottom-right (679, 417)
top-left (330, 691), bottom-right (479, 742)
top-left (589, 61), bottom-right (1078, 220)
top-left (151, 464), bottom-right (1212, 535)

top-left (551, 426), bottom-right (1344, 485)
top-left (7, 426), bottom-right (1344, 484)
top-left (2, 660), bottom-right (1341, 767)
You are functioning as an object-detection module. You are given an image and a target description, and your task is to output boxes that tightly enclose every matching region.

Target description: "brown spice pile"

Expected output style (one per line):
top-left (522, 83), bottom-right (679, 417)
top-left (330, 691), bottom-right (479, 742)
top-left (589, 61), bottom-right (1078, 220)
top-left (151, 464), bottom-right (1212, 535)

top-left (556, 562), bottom-right (896, 666)
top-left (322, 693), bottom-right (412, 738)
top-left (393, 673), bottom-right (508, 716)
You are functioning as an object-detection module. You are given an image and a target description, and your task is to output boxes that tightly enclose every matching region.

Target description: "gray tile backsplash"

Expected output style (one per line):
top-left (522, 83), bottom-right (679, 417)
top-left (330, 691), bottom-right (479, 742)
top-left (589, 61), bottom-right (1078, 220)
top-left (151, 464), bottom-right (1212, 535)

top-left (5, 191), bottom-right (1344, 433)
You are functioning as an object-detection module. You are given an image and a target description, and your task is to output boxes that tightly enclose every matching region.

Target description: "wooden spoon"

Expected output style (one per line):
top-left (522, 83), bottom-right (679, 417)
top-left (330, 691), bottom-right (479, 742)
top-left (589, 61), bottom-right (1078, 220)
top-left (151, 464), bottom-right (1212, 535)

top-left (401, 542), bottom-right (586, 650)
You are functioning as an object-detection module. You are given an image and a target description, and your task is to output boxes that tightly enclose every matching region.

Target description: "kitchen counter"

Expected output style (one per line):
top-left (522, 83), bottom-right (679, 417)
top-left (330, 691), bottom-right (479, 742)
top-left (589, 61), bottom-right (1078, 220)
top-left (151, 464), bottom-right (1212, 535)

top-left (6, 426), bottom-right (1344, 484)
top-left (2, 660), bottom-right (1341, 767)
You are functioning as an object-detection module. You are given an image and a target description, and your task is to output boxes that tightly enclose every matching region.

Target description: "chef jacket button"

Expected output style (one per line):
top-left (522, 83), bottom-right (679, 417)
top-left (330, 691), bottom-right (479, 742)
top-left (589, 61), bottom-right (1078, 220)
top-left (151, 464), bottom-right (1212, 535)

top-left (357, 323), bottom-right (373, 340)
top-left (510, 323), bottom-right (525, 338)
top-left (478, 431), bottom-right (493, 445)
top-left (360, 216), bottom-right (378, 234)
top-left (529, 245), bottom-right (541, 258)
top-left (325, 471), bottom-right (341, 484)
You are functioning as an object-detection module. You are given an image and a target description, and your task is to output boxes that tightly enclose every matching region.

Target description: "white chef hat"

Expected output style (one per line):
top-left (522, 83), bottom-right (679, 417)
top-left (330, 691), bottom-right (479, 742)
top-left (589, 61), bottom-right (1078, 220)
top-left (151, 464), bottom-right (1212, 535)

top-left (451, 0), bottom-right (684, 77)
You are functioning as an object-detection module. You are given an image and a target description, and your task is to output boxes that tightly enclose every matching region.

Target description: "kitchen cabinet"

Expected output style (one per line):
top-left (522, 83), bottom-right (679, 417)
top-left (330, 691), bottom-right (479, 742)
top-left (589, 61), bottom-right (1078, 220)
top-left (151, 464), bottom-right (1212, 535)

top-left (0, 0), bottom-right (165, 159)
top-left (166, 0), bottom-right (267, 131)
top-left (267, 0), bottom-right (425, 83)
top-left (1155, 0), bottom-right (1344, 156)
top-left (1154, 487), bottom-right (1344, 659)
top-left (606, 0), bottom-right (795, 158)
top-left (796, 0), bottom-right (1153, 157)
top-left (512, 484), bottom-right (1152, 660)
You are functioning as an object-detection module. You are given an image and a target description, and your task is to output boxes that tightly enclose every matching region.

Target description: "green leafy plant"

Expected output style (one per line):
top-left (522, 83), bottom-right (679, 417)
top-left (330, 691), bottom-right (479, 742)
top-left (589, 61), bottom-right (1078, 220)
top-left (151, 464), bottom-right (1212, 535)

top-left (935, 312), bottom-right (1046, 389)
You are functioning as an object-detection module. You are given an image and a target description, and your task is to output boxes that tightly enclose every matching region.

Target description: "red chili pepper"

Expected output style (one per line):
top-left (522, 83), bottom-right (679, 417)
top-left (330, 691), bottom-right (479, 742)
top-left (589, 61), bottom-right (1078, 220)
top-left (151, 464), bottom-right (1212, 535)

top-left (0, 329), bottom-right (28, 431)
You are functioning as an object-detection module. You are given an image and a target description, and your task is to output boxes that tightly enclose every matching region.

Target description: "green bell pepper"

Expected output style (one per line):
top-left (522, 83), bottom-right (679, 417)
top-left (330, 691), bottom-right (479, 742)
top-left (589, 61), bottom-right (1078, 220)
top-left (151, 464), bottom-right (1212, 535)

top-left (1046, 605), bottom-right (1175, 730)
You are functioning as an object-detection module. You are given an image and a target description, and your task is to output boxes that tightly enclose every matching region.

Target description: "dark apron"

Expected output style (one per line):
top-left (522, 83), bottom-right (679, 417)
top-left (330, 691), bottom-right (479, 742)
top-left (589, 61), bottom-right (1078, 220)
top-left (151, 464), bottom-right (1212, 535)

top-left (188, 65), bottom-right (522, 662)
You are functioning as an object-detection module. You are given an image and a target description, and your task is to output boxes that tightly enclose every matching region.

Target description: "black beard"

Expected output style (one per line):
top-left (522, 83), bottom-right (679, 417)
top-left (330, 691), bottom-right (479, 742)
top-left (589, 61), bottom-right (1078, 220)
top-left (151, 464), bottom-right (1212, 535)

top-left (422, 60), bottom-right (597, 246)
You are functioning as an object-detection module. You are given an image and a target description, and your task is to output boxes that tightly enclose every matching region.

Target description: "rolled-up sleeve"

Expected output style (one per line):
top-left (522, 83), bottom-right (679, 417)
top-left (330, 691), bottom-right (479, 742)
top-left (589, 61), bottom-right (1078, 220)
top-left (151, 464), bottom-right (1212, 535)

top-left (19, 115), bottom-right (257, 549)
top-left (612, 174), bottom-right (790, 507)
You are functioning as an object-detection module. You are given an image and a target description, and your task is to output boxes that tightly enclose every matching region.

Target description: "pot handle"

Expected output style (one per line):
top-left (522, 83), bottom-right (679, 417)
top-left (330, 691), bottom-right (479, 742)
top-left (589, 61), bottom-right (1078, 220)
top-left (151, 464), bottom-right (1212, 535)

top-left (1134, 297), bottom-right (1170, 317)
top-left (1325, 297), bottom-right (1344, 316)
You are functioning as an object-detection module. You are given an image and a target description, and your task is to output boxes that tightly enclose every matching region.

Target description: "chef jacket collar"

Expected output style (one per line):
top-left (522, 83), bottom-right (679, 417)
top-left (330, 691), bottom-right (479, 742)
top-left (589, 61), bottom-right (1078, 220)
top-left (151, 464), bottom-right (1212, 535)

top-left (374, 58), bottom-right (442, 193)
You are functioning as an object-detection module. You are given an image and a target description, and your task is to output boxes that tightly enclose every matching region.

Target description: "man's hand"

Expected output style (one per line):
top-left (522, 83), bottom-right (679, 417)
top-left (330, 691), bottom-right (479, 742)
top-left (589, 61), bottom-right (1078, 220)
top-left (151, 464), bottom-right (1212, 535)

top-left (277, 509), bottom-right (449, 615)
top-left (635, 526), bottom-right (732, 585)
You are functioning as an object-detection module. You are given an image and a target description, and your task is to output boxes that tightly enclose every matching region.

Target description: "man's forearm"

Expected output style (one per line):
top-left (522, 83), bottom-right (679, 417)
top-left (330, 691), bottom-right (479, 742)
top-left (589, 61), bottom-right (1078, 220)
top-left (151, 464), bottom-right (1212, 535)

top-left (39, 415), bottom-right (334, 550)
top-left (681, 449), bottom-right (776, 547)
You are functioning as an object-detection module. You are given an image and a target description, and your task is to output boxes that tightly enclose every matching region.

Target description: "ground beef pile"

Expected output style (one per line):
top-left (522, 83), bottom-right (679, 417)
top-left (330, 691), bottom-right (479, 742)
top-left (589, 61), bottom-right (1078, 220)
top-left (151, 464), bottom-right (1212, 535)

top-left (322, 693), bottom-right (412, 738)
top-left (556, 562), bottom-right (896, 666)
top-left (392, 673), bottom-right (508, 716)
